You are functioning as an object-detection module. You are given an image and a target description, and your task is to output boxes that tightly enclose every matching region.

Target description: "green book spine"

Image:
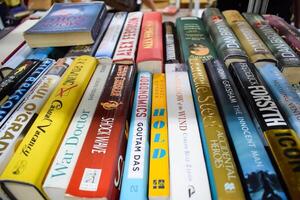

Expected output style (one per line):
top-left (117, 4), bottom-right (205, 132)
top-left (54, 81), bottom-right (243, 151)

top-left (175, 17), bottom-right (217, 64)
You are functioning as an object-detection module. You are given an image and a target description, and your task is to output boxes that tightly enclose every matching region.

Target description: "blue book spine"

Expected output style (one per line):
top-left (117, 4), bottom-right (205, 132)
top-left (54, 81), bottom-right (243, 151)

top-left (206, 59), bottom-right (287, 200)
top-left (257, 62), bottom-right (300, 137)
top-left (0, 59), bottom-right (54, 127)
top-left (27, 47), bottom-right (55, 60)
top-left (120, 72), bottom-right (152, 200)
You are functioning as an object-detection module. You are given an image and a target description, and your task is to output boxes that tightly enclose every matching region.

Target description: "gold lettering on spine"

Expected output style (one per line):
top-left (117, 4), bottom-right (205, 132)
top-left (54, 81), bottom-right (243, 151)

top-left (143, 22), bottom-right (154, 49)
top-left (188, 58), bottom-right (244, 199)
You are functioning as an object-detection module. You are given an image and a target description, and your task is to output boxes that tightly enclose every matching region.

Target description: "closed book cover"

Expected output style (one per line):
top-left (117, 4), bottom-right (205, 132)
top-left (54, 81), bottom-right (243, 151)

top-left (229, 61), bottom-right (300, 200)
top-left (176, 17), bottom-right (217, 64)
top-left (120, 72), bottom-right (152, 200)
top-left (263, 14), bottom-right (300, 56)
top-left (0, 59), bottom-right (41, 104)
top-left (95, 12), bottom-right (127, 59)
top-left (244, 13), bottom-right (300, 83)
top-left (113, 12), bottom-right (143, 64)
top-left (202, 8), bottom-right (248, 66)
top-left (223, 10), bottom-right (277, 64)
top-left (0, 59), bottom-right (54, 128)
top-left (166, 70), bottom-right (211, 200)
top-left (66, 64), bottom-right (136, 199)
top-left (24, 2), bottom-right (107, 47)
top-left (163, 21), bottom-right (180, 64)
top-left (43, 60), bottom-right (112, 200)
top-left (0, 56), bottom-right (98, 200)
top-left (136, 12), bottom-right (163, 73)
top-left (188, 57), bottom-right (245, 200)
top-left (148, 74), bottom-right (170, 200)
top-left (206, 59), bottom-right (287, 200)
top-left (0, 58), bottom-right (69, 176)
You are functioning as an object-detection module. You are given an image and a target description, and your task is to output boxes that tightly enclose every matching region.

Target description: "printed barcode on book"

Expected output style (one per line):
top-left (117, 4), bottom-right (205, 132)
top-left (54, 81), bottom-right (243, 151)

top-left (79, 168), bottom-right (102, 191)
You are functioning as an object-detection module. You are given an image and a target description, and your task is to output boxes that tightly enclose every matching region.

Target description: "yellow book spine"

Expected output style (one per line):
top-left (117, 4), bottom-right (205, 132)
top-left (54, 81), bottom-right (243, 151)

top-left (0, 56), bottom-right (98, 199)
top-left (148, 74), bottom-right (170, 199)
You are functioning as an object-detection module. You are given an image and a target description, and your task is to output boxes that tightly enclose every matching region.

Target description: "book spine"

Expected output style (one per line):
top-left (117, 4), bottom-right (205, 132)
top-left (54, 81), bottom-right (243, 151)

top-left (113, 12), bottom-right (143, 64)
top-left (43, 61), bottom-right (111, 200)
top-left (66, 64), bottom-right (136, 199)
top-left (90, 12), bottom-right (113, 56)
top-left (176, 17), bottom-right (217, 64)
top-left (95, 12), bottom-right (127, 59)
top-left (254, 62), bottom-right (300, 137)
top-left (0, 56), bottom-right (98, 199)
top-left (205, 59), bottom-right (287, 200)
top-left (65, 45), bottom-right (93, 58)
top-left (188, 57), bottom-right (245, 200)
top-left (244, 13), bottom-right (300, 71)
top-left (91, 4), bottom-right (107, 42)
top-left (0, 59), bottom-right (41, 102)
top-left (120, 72), bottom-right (152, 200)
top-left (148, 74), bottom-right (170, 200)
top-left (163, 21), bottom-right (180, 63)
top-left (263, 14), bottom-right (300, 56)
top-left (0, 58), bottom-right (68, 175)
top-left (222, 10), bottom-right (277, 63)
top-left (166, 70), bottom-right (212, 199)
top-left (229, 61), bottom-right (300, 200)
top-left (0, 59), bottom-right (54, 127)
top-left (26, 47), bottom-right (55, 61)
top-left (202, 8), bottom-right (248, 62)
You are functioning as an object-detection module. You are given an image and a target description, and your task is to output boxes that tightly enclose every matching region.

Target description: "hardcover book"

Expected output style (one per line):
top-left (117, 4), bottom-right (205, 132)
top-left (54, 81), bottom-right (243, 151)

top-left (148, 74), bottom-right (170, 200)
top-left (120, 72), bottom-right (152, 200)
top-left (223, 10), bottom-right (277, 64)
top-left (136, 12), bottom-right (163, 73)
top-left (0, 59), bottom-right (54, 128)
top-left (0, 58), bottom-right (69, 175)
top-left (166, 69), bottom-right (211, 200)
top-left (206, 59), bottom-right (287, 200)
top-left (263, 14), bottom-right (300, 56)
top-left (229, 61), bottom-right (300, 200)
top-left (43, 60), bottom-right (112, 200)
top-left (202, 8), bottom-right (248, 66)
top-left (95, 12), bottom-right (127, 59)
top-left (66, 64), bottom-right (136, 200)
top-left (113, 12), bottom-right (143, 64)
top-left (163, 21), bottom-right (180, 64)
top-left (0, 59), bottom-right (41, 104)
top-left (0, 56), bottom-right (98, 200)
top-left (188, 57), bottom-right (245, 200)
top-left (23, 2), bottom-right (107, 47)
top-left (244, 13), bottom-right (300, 83)
top-left (176, 17), bottom-right (217, 64)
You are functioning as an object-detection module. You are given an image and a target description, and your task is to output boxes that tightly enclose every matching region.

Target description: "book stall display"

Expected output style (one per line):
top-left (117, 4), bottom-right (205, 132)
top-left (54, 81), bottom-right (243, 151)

top-left (0, 1), bottom-right (299, 200)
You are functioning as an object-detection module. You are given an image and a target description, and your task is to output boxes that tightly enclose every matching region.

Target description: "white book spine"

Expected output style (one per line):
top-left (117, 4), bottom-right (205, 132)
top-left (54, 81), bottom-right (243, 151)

top-left (166, 71), bottom-right (211, 200)
top-left (43, 61), bottom-right (111, 200)
top-left (0, 59), bottom-right (66, 174)
top-left (113, 12), bottom-right (143, 63)
top-left (0, 187), bottom-right (10, 200)
top-left (95, 12), bottom-right (127, 59)
top-left (2, 44), bottom-right (33, 70)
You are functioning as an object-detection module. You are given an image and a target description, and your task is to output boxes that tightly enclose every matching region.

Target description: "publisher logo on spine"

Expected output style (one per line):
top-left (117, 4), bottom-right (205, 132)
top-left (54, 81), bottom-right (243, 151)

top-left (101, 101), bottom-right (122, 110)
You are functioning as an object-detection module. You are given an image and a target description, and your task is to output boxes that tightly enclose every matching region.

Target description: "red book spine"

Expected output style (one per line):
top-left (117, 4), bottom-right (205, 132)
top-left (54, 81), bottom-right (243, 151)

top-left (66, 64), bottom-right (136, 199)
top-left (136, 12), bottom-right (163, 64)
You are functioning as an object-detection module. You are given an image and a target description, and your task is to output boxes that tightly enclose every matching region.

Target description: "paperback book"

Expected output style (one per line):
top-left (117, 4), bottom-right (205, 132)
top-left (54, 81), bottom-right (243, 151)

top-left (163, 21), bottom-right (180, 63)
top-left (120, 72), bottom-right (152, 200)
